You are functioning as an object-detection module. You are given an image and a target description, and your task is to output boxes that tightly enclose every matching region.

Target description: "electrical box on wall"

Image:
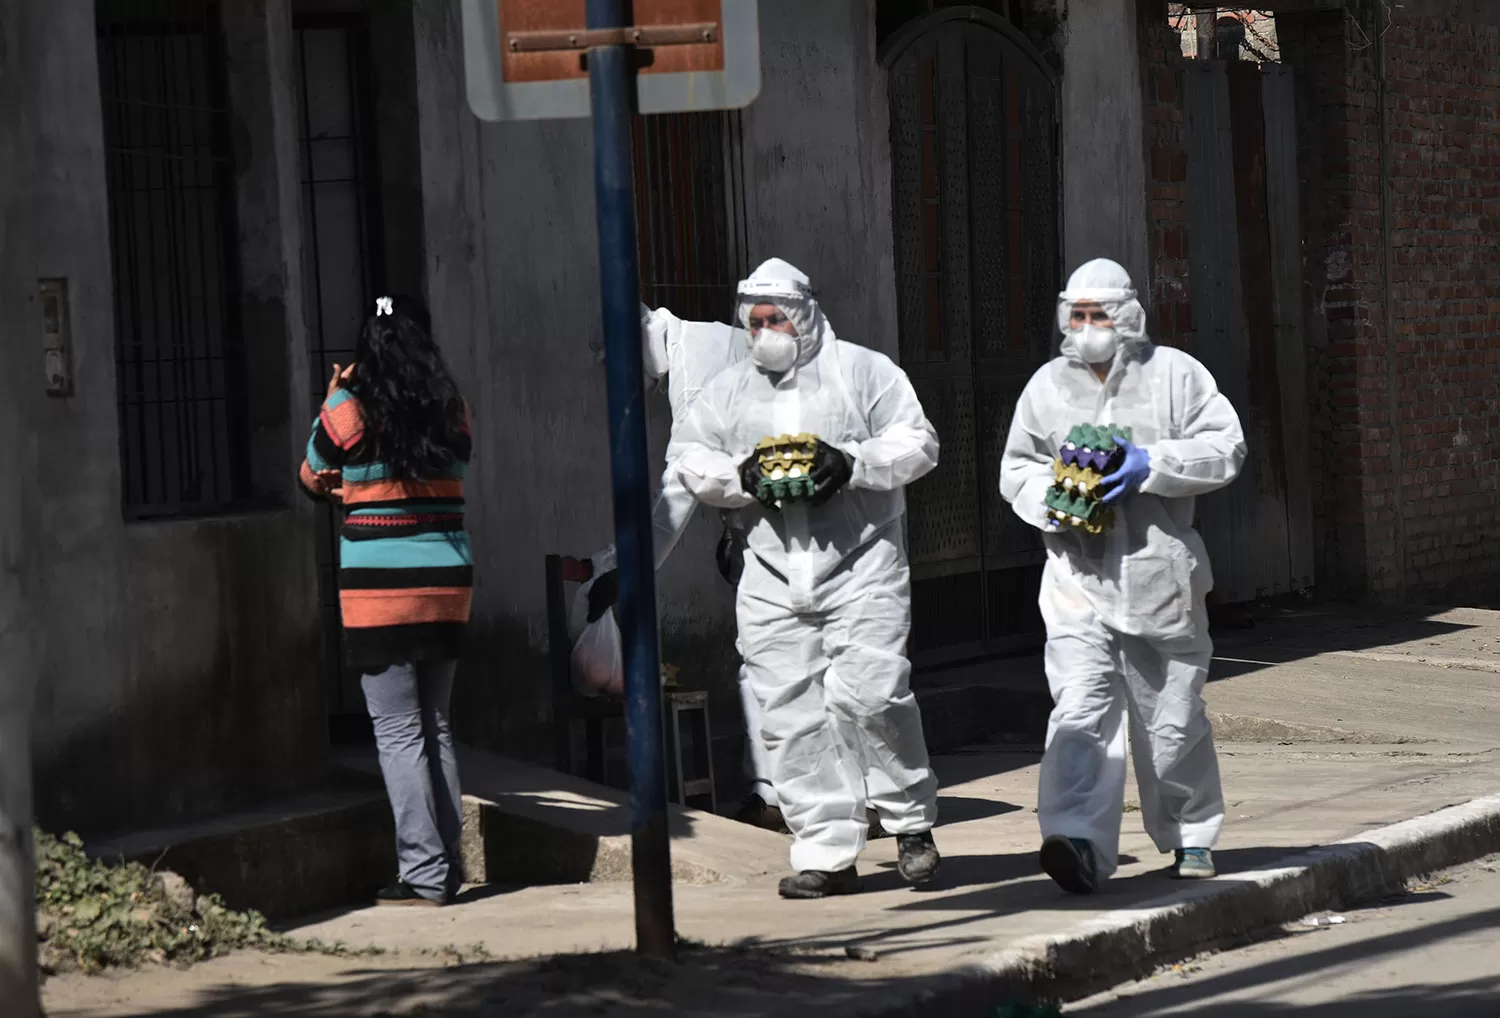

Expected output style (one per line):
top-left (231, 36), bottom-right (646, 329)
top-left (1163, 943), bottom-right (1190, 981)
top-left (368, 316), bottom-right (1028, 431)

top-left (40, 279), bottom-right (73, 398)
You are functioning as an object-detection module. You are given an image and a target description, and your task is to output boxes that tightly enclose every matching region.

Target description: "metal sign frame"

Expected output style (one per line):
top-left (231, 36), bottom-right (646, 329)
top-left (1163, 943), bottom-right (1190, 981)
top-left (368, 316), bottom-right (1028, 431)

top-left (461, 0), bottom-right (760, 121)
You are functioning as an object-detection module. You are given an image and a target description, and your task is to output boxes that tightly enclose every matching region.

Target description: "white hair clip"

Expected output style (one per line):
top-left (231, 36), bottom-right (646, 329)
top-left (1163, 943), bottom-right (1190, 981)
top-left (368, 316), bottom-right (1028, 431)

top-left (375, 296), bottom-right (394, 317)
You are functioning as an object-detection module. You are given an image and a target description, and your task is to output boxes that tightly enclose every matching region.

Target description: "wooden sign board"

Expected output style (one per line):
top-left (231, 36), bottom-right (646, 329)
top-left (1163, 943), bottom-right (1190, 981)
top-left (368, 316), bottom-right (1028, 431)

top-left (461, 0), bottom-right (760, 121)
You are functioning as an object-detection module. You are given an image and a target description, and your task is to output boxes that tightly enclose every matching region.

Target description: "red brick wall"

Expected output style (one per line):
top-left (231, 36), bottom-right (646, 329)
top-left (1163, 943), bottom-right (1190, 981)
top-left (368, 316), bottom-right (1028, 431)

top-left (1383, 13), bottom-right (1500, 602)
top-left (1144, 12), bottom-right (1191, 350)
top-left (1285, 4), bottom-right (1500, 603)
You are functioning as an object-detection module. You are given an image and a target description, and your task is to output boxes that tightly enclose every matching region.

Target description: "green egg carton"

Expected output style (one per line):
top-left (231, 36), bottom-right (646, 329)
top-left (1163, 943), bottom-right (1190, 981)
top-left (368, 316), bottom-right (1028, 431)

top-left (1044, 484), bottom-right (1115, 535)
top-left (757, 474), bottom-right (817, 504)
top-left (1064, 423), bottom-right (1133, 450)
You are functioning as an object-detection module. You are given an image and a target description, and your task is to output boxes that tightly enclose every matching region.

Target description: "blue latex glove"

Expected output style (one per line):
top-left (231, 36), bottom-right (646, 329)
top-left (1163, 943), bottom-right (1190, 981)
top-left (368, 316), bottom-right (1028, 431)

top-left (1101, 438), bottom-right (1150, 504)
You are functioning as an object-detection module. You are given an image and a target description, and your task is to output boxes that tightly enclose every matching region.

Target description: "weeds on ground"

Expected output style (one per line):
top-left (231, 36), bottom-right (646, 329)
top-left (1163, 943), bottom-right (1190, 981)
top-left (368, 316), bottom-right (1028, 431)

top-left (35, 830), bottom-right (380, 975)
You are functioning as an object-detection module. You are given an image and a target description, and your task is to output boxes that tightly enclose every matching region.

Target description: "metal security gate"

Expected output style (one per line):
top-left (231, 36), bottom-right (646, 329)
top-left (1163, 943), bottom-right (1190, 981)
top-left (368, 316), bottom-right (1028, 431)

top-left (1184, 60), bottom-right (1314, 602)
top-left (295, 14), bottom-right (386, 738)
top-left (883, 10), bottom-right (1059, 667)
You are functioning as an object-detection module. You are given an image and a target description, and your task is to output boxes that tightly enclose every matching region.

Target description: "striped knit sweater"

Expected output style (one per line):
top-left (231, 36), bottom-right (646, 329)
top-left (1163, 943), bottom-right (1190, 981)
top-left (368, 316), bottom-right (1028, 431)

top-left (299, 387), bottom-right (473, 672)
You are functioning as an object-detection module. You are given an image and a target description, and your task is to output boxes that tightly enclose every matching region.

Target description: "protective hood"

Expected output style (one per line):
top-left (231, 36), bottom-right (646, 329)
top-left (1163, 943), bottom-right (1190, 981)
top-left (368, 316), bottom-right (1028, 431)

top-left (1056, 258), bottom-right (1150, 364)
top-left (735, 257), bottom-right (829, 372)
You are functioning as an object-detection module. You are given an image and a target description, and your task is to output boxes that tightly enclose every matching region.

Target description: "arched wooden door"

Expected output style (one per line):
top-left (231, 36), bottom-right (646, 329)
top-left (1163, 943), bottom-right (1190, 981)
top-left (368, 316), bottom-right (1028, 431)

top-left (883, 9), bottom-right (1060, 667)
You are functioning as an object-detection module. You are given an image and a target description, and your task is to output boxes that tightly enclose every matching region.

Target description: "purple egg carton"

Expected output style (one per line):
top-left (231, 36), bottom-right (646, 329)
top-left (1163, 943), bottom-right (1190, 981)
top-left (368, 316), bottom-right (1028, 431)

top-left (1059, 445), bottom-right (1125, 475)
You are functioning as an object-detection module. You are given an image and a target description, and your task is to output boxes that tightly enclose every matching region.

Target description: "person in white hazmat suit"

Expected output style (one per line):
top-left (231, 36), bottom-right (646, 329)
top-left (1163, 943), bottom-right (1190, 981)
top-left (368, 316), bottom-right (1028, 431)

top-left (999, 258), bottom-right (1246, 894)
top-left (668, 257), bottom-right (942, 899)
top-left (586, 303), bottom-right (894, 839)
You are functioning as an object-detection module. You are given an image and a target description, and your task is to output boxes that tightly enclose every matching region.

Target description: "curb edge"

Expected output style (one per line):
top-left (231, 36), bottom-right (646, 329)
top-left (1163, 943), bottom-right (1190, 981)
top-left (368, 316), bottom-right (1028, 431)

top-left (851, 794), bottom-right (1500, 1017)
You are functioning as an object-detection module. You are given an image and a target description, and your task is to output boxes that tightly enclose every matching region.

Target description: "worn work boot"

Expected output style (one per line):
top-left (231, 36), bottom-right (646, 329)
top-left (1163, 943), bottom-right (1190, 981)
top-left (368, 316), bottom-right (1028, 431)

top-left (778, 866), bottom-right (860, 900)
top-left (375, 880), bottom-right (447, 907)
top-left (896, 831), bottom-right (942, 886)
top-left (1174, 847), bottom-right (1216, 879)
top-left (867, 808), bottom-right (891, 840)
top-left (734, 793), bottom-right (791, 835)
top-left (1039, 835), bottom-right (1099, 895)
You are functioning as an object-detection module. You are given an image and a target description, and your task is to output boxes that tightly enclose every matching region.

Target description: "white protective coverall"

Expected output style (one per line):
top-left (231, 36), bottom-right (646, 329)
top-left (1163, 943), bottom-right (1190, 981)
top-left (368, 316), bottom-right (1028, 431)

top-left (999, 258), bottom-right (1246, 879)
top-left (669, 258), bottom-right (940, 873)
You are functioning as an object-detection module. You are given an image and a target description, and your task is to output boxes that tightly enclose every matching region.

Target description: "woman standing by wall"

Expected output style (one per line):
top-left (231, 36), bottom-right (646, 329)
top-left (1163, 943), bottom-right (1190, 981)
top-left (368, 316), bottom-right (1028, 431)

top-left (300, 295), bottom-right (473, 907)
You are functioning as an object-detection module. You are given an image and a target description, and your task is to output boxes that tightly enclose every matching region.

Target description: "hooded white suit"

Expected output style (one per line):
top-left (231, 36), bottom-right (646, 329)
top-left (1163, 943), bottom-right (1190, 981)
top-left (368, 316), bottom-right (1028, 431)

top-left (1000, 259), bottom-right (1247, 878)
top-left (668, 258), bottom-right (941, 873)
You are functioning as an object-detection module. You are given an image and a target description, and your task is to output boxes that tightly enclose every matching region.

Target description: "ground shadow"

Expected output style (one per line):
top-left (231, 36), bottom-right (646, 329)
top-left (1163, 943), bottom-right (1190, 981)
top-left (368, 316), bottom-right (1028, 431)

top-left (1079, 903), bottom-right (1500, 1017)
top-left (935, 794), bottom-right (1025, 826)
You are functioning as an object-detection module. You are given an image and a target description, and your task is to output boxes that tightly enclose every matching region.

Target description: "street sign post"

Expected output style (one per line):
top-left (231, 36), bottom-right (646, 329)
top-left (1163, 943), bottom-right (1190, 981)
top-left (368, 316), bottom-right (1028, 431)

top-left (460, 0), bottom-right (760, 962)
top-left (461, 0), bottom-right (759, 121)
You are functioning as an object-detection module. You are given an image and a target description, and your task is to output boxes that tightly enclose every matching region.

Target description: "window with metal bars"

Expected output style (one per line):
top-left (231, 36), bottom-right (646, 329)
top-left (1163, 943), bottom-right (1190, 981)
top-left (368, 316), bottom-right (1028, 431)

top-left (631, 111), bottom-right (749, 326)
top-left (98, 0), bottom-right (251, 517)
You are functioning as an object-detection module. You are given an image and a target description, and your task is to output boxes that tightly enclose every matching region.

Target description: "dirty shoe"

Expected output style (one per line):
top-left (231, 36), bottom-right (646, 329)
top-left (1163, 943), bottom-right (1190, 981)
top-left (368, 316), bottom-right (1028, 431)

top-left (376, 880), bottom-right (446, 907)
top-left (1039, 835), bottom-right (1099, 895)
top-left (896, 831), bottom-right (941, 885)
top-left (778, 867), bottom-right (860, 899)
top-left (1174, 847), bottom-right (1216, 879)
top-left (867, 808), bottom-right (891, 840)
top-left (734, 793), bottom-right (791, 835)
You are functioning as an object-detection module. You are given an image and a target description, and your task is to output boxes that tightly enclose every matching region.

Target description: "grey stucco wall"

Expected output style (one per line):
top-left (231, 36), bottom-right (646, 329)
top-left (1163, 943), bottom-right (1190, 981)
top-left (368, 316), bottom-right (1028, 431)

top-left (411, 0), bottom-right (893, 773)
top-left (1, 1), bottom-right (46, 1007)
top-left (742, 0), bottom-right (900, 358)
top-left (26, 1), bottom-right (325, 836)
top-left (1057, 0), bottom-right (1150, 288)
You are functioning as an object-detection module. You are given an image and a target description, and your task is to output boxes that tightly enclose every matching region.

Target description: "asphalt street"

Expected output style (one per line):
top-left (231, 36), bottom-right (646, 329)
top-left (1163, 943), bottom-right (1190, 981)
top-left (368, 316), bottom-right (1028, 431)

top-left (1074, 856), bottom-right (1500, 1017)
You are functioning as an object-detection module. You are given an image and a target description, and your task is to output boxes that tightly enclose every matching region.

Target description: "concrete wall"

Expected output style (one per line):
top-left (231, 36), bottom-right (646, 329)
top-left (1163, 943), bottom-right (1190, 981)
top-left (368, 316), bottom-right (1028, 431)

top-left (26, 1), bottom-right (325, 837)
top-left (411, 0), bottom-right (896, 772)
top-left (1057, 0), bottom-right (1151, 289)
top-left (0, 1), bottom-right (46, 1008)
top-left (741, 0), bottom-right (899, 358)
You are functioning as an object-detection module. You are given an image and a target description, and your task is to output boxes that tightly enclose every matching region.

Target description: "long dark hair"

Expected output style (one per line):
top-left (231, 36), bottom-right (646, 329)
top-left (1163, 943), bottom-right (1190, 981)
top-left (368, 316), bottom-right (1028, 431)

top-left (351, 295), bottom-right (467, 482)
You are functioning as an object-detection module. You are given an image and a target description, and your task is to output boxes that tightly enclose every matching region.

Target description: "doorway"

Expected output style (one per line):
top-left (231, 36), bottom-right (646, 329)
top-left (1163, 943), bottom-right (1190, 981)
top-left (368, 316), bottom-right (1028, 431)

top-left (294, 12), bottom-right (387, 742)
top-left (882, 9), bottom-right (1060, 668)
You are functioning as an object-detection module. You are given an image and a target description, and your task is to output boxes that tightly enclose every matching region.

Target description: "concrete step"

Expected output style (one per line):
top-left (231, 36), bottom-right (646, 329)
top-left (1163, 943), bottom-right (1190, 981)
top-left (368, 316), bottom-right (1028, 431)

top-left (85, 781), bottom-right (395, 921)
top-left (335, 744), bottom-right (789, 889)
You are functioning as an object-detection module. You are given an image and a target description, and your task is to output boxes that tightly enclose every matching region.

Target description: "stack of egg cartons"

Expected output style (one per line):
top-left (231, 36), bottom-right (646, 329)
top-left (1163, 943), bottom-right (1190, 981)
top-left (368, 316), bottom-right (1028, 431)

top-left (1043, 424), bottom-right (1133, 534)
top-left (754, 433), bottom-right (819, 507)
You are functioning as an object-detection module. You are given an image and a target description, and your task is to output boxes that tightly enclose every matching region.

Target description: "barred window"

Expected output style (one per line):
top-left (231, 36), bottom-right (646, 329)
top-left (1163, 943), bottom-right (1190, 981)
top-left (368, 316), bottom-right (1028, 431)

top-left (98, 0), bottom-right (250, 517)
top-left (632, 111), bottom-right (749, 326)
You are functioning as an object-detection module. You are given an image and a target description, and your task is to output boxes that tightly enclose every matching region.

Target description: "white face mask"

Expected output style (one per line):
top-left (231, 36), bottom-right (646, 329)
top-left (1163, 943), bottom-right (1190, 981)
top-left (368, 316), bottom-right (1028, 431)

top-left (1073, 324), bottom-right (1120, 365)
top-left (749, 329), bottom-right (799, 373)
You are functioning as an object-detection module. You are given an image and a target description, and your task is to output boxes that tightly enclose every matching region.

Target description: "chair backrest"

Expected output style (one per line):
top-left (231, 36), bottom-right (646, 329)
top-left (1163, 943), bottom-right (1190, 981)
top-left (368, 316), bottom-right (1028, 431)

top-left (544, 554), bottom-right (594, 771)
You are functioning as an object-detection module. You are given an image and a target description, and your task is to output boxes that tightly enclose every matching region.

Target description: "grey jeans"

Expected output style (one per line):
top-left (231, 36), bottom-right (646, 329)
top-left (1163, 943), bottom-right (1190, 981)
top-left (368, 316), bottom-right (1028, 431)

top-left (362, 661), bottom-right (463, 901)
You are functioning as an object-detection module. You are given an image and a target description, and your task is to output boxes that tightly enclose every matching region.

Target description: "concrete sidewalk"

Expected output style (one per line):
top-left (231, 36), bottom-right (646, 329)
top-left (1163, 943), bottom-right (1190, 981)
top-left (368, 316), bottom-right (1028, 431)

top-left (41, 603), bottom-right (1500, 1017)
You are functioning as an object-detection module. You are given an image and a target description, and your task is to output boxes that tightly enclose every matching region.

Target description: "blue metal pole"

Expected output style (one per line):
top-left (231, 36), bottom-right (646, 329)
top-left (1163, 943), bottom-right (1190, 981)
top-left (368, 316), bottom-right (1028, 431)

top-left (586, 0), bottom-right (677, 961)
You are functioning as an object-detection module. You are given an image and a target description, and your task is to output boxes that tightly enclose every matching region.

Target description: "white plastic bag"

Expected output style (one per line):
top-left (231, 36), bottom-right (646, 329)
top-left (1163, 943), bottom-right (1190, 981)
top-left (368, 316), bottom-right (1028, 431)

top-left (570, 609), bottom-right (623, 698)
top-left (568, 549), bottom-right (623, 698)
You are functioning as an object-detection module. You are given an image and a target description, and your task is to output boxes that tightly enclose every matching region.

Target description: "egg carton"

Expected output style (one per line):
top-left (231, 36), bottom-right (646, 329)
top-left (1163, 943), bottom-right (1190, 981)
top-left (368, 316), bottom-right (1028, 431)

top-left (1044, 485), bottom-right (1115, 535)
top-left (754, 432), bottom-right (819, 505)
top-left (1059, 423), bottom-right (1133, 474)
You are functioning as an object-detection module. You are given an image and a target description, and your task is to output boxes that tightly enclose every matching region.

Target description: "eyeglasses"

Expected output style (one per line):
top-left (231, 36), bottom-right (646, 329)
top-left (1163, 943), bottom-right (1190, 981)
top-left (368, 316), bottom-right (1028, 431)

top-left (1069, 307), bottom-right (1113, 328)
top-left (747, 312), bottom-right (789, 331)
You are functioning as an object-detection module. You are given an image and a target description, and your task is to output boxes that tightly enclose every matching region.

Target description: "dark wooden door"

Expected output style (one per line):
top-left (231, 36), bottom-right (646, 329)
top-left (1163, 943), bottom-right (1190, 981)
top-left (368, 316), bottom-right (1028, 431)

top-left (884, 10), bottom-right (1060, 668)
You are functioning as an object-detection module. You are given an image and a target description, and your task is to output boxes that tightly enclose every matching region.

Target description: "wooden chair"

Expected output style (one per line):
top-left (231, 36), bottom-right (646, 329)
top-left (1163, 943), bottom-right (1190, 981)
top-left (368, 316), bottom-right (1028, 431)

top-left (544, 554), bottom-right (717, 813)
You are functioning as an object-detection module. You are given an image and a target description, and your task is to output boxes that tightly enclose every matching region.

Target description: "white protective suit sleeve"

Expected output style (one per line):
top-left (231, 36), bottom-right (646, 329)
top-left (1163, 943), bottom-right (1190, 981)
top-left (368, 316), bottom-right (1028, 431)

top-left (999, 380), bottom-right (1060, 532)
top-left (668, 395), bottom-right (756, 510)
top-left (844, 367), bottom-right (940, 492)
top-left (649, 474), bottom-right (700, 568)
top-left (1138, 365), bottom-right (1247, 499)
